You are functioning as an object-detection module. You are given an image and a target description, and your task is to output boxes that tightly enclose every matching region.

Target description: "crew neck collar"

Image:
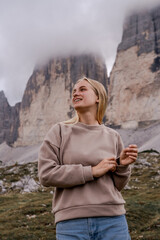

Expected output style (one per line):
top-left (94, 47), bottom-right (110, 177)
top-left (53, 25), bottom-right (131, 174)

top-left (75, 121), bottom-right (105, 130)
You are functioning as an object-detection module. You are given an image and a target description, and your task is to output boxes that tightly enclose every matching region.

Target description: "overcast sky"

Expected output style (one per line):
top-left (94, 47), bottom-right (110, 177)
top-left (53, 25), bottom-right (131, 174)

top-left (0, 0), bottom-right (160, 106)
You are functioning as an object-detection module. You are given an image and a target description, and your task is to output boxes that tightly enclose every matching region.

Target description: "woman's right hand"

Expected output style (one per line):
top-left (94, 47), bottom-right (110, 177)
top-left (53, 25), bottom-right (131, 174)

top-left (92, 158), bottom-right (117, 178)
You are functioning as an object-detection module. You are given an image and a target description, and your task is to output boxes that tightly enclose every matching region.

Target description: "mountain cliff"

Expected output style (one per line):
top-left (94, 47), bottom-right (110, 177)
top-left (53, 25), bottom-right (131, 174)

top-left (107, 6), bottom-right (160, 128)
top-left (14, 54), bottom-right (107, 146)
top-left (0, 91), bottom-right (20, 145)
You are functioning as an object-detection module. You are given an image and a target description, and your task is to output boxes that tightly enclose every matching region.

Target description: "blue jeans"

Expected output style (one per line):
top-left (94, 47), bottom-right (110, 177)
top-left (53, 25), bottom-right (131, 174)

top-left (56, 215), bottom-right (131, 240)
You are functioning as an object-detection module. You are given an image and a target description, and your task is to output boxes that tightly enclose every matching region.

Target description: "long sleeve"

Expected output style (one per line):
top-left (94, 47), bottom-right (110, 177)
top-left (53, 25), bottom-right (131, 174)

top-left (38, 123), bottom-right (130, 223)
top-left (38, 124), bottom-right (94, 188)
top-left (111, 133), bottom-right (131, 191)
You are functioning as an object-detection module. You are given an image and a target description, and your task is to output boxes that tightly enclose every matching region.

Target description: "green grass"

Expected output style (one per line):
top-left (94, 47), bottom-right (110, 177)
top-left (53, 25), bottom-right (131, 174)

top-left (0, 192), bottom-right (56, 240)
top-left (123, 152), bottom-right (160, 239)
top-left (124, 188), bottom-right (160, 239)
top-left (0, 152), bottom-right (160, 239)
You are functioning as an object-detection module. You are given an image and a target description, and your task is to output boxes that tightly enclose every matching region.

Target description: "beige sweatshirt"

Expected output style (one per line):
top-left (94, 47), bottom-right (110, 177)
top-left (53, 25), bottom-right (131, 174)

top-left (38, 121), bottom-right (131, 223)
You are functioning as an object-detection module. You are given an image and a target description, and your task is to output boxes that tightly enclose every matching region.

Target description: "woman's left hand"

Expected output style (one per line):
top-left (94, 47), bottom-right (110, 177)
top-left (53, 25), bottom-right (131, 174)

top-left (120, 144), bottom-right (138, 166)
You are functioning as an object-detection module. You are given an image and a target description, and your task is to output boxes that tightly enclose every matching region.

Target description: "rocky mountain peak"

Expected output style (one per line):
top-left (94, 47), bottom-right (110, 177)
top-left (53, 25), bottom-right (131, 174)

top-left (0, 91), bottom-right (9, 107)
top-left (21, 54), bottom-right (107, 111)
top-left (12, 53), bottom-right (108, 146)
top-left (107, 5), bottom-right (160, 127)
top-left (0, 91), bottom-right (20, 145)
top-left (0, 90), bottom-right (6, 99)
top-left (118, 6), bottom-right (160, 73)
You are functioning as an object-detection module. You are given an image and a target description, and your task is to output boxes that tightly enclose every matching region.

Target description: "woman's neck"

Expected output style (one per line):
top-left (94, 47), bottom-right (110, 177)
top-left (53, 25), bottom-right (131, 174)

top-left (78, 113), bottom-right (99, 126)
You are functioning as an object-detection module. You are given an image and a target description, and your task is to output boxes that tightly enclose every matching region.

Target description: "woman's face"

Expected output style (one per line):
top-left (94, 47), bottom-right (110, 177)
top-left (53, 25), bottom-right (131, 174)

top-left (72, 80), bottom-right (99, 111)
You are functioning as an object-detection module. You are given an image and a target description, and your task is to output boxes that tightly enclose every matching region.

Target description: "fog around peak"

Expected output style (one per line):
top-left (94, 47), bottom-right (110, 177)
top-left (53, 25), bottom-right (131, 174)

top-left (0, 0), bottom-right (160, 105)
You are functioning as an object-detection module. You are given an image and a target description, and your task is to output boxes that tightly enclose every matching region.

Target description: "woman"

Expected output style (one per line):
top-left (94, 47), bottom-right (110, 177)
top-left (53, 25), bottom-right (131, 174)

top-left (38, 77), bottom-right (138, 240)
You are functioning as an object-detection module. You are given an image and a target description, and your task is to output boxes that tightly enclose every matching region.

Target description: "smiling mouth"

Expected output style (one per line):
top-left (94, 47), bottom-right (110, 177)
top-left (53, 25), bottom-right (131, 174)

top-left (74, 98), bottom-right (82, 102)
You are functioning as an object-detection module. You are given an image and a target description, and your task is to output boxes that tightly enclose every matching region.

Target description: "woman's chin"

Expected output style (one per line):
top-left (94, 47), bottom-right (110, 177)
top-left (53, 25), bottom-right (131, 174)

top-left (73, 104), bottom-right (83, 109)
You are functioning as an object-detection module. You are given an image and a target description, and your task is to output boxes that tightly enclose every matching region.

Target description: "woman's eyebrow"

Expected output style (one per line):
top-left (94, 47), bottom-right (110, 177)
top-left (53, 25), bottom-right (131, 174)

top-left (73, 86), bottom-right (87, 92)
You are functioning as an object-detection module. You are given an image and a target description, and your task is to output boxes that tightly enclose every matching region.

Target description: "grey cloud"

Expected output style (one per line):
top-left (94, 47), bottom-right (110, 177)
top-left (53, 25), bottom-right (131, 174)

top-left (0, 0), bottom-right (160, 105)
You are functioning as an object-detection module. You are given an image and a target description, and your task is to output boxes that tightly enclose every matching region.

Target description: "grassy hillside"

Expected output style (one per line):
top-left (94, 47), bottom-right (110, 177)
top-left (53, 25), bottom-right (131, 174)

top-left (0, 152), bottom-right (160, 240)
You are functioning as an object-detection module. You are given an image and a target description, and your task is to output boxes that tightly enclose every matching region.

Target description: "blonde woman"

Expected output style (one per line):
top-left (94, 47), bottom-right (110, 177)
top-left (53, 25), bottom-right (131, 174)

top-left (38, 77), bottom-right (138, 240)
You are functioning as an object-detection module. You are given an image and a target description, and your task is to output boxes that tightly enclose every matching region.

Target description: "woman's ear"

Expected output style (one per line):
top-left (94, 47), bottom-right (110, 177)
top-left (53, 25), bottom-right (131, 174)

top-left (96, 98), bottom-right (99, 103)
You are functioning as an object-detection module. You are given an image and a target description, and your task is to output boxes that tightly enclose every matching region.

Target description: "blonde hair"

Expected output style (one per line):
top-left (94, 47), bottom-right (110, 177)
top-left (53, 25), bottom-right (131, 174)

top-left (64, 77), bottom-right (108, 124)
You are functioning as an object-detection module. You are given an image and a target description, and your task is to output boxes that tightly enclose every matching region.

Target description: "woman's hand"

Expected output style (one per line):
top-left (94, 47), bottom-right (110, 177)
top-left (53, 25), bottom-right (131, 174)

top-left (92, 158), bottom-right (117, 178)
top-left (120, 144), bottom-right (138, 166)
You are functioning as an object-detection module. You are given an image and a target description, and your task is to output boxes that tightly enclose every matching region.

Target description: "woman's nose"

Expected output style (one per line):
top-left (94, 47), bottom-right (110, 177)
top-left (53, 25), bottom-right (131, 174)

top-left (73, 91), bottom-right (78, 97)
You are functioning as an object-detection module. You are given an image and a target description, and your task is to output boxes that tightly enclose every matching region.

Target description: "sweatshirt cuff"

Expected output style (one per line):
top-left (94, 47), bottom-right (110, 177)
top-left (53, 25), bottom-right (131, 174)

top-left (83, 166), bottom-right (94, 182)
top-left (115, 165), bottom-right (130, 173)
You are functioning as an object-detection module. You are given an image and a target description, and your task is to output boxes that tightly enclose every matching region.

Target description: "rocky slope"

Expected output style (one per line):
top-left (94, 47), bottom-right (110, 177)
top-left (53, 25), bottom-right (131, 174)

top-left (116, 120), bottom-right (160, 153)
top-left (107, 6), bottom-right (160, 127)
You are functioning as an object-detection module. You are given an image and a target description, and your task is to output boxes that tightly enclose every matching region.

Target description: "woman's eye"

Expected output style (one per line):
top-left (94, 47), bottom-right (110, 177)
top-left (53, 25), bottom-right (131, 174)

top-left (81, 88), bottom-right (86, 91)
